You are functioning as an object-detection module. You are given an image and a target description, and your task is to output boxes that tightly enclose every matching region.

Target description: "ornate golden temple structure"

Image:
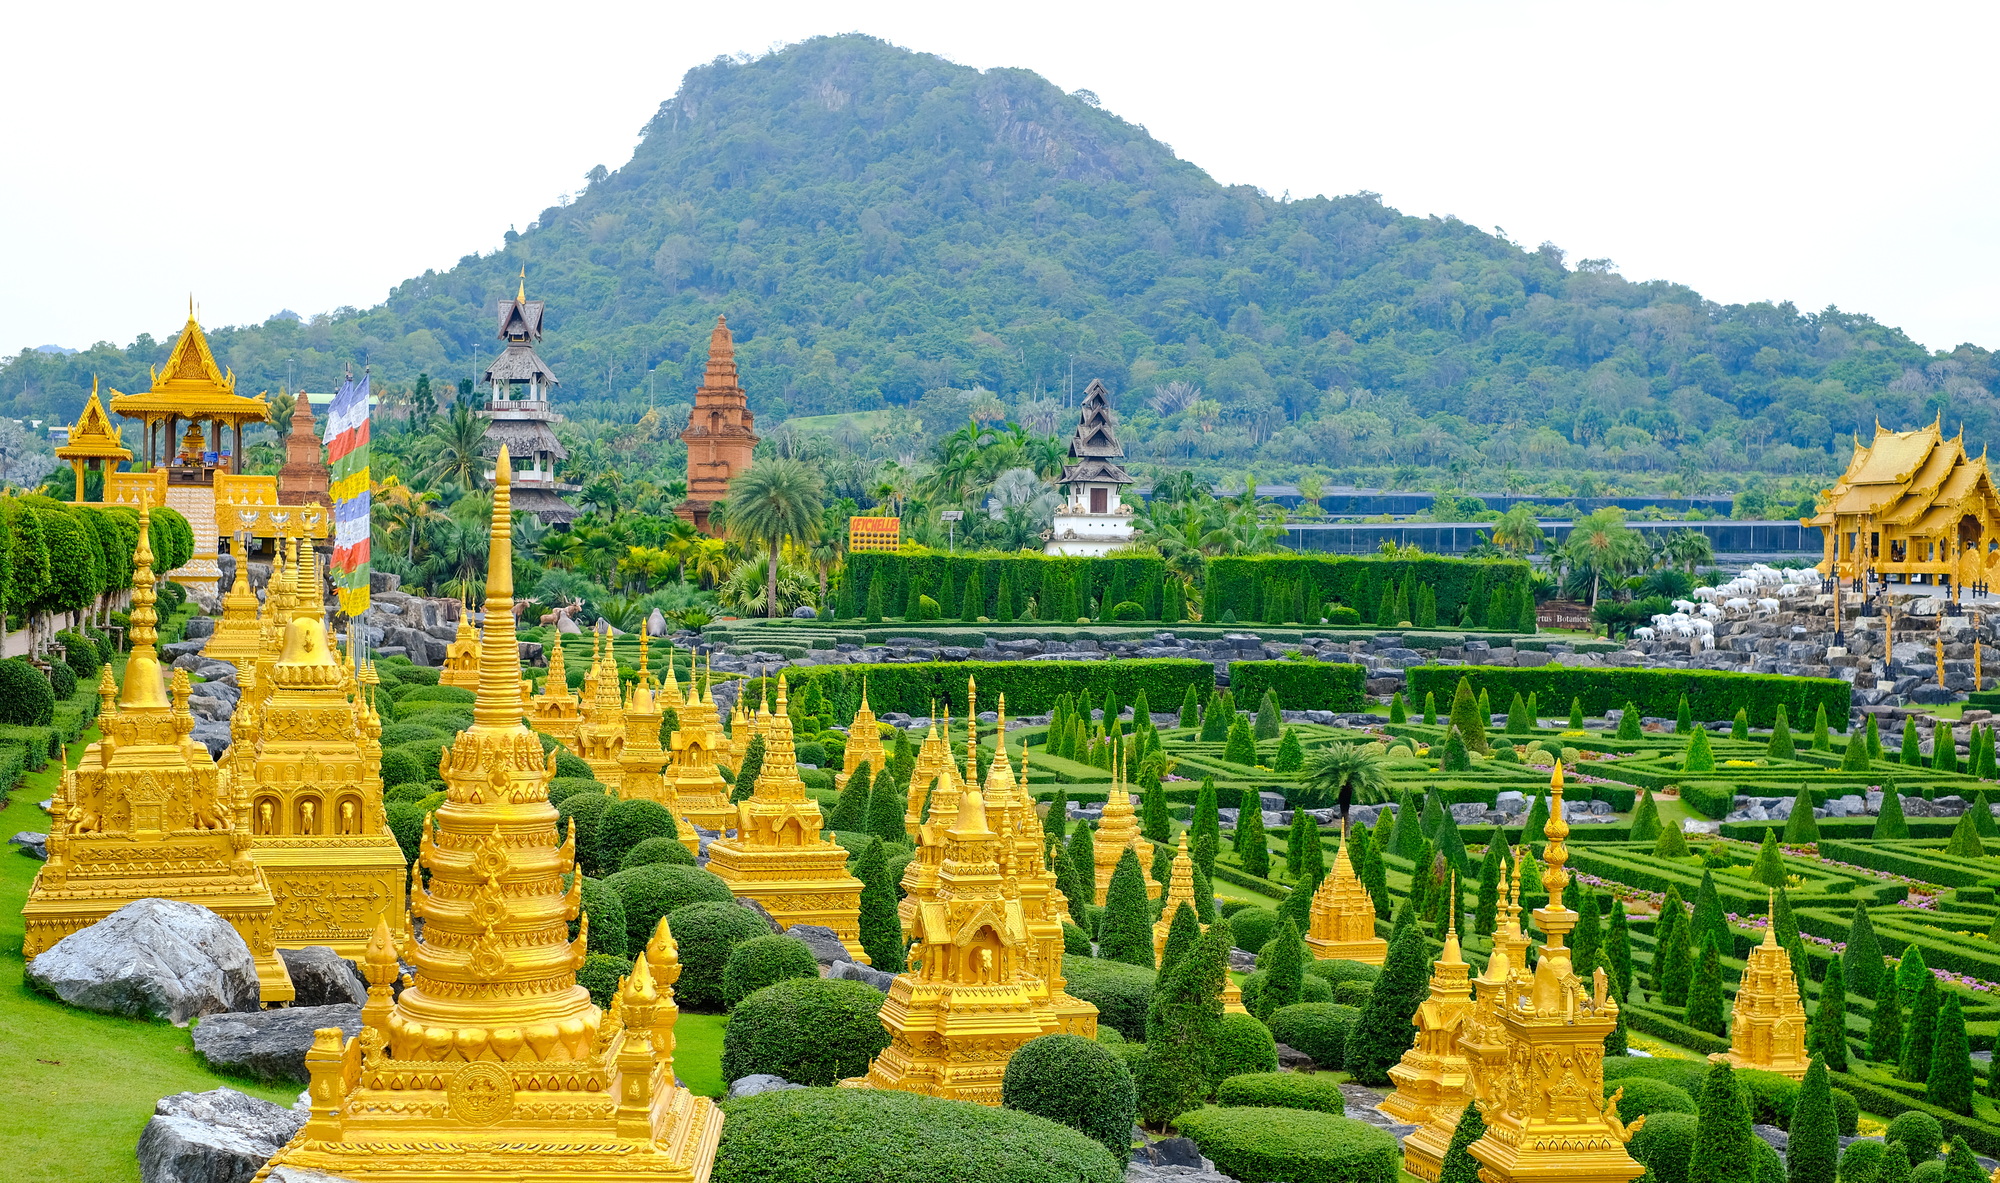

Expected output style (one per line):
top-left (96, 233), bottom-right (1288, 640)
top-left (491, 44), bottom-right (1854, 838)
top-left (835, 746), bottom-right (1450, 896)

top-left (527, 633), bottom-right (582, 750)
top-left (438, 606), bottom-right (483, 690)
top-left (229, 538), bottom-right (409, 959)
top-left (572, 633), bottom-right (627, 783)
top-left (839, 683), bottom-right (887, 790)
top-left (256, 449), bottom-right (721, 1182)
top-left (1305, 824), bottom-right (1387, 965)
top-left (664, 659), bottom-right (732, 840)
top-left (1722, 895), bottom-right (1810, 1079)
top-left (1464, 765), bottom-right (1645, 1183)
top-left (21, 496), bottom-right (294, 1003)
top-left (1810, 418), bottom-right (2000, 588)
top-left (704, 675), bottom-right (865, 958)
top-left (53, 379), bottom-right (132, 500)
top-left (1088, 762), bottom-right (1157, 905)
top-left (1382, 881), bottom-right (1473, 1157)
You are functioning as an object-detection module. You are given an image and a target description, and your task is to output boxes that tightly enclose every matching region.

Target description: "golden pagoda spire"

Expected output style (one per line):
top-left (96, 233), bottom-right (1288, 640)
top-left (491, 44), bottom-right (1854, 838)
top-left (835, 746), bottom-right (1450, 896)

top-left (517, 267), bottom-right (527, 305)
top-left (1722, 889), bottom-right (1811, 1079)
top-left (121, 495), bottom-right (170, 711)
top-left (1306, 819), bottom-right (1387, 964)
top-left (1386, 871), bottom-right (1473, 1168)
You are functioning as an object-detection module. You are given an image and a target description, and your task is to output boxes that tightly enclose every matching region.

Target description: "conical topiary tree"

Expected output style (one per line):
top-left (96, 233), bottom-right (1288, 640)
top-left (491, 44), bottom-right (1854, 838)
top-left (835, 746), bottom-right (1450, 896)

top-left (1659, 899), bottom-right (1695, 1008)
top-left (1200, 690), bottom-right (1230, 742)
top-left (1843, 902), bottom-right (1884, 999)
top-left (1866, 713), bottom-right (1883, 760)
top-left (1971, 790), bottom-right (1999, 838)
top-left (1685, 938), bottom-right (1727, 1035)
top-left (1098, 848), bottom-right (1156, 968)
top-left (1572, 892), bottom-right (1603, 979)
top-left (1390, 787), bottom-right (1423, 858)
top-left (1255, 916), bottom-right (1306, 1022)
top-left (1876, 784), bottom-right (1911, 839)
top-left (826, 761), bottom-right (874, 832)
top-left (1753, 829), bottom-right (1788, 888)
top-left (1677, 693), bottom-right (1693, 734)
top-left (1946, 811), bottom-right (1986, 858)
top-left (1254, 689), bottom-right (1282, 739)
top-left (1238, 788), bottom-right (1270, 878)
top-left (1179, 684), bottom-right (1200, 729)
top-left (1653, 823), bottom-right (1691, 858)
top-left (1692, 869), bottom-right (1728, 952)
top-left (1522, 791), bottom-right (1550, 849)
top-left (1435, 1100), bottom-right (1488, 1183)
top-left (1617, 701), bottom-right (1643, 741)
top-left (1569, 697), bottom-right (1585, 731)
top-left (1424, 691), bottom-right (1438, 726)
top-left (1389, 691), bottom-right (1407, 724)
top-left (1812, 703), bottom-right (1833, 752)
top-left (1650, 885), bottom-right (1686, 997)
top-left (1630, 788), bottom-right (1664, 843)
top-left (1224, 716), bottom-right (1258, 766)
top-left (1273, 727), bottom-right (1304, 772)
top-left (865, 775), bottom-right (908, 845)
top-left (1899, 975), bottom-right (1941, 1082)
top-left (1788, 1058), bottom-right (1840, 1183)
top-left (1608, 896), bottom-right (1634, 1000)
top-left (1449, 676), bottom-right (1489, 754)
top-left (1784, 783), bottom-right (1821, 844)
top-left (1474, 838), bottom-right (1504, 936)
top-left (855, 837), bottom-right (907, 973)
top-left (1066, 831), bottom-right (1096, 926)
top-left (1944, 1138), bottom-right (1984, 1183)
top-left (1343, 916), bottom-right (1431, 1085)
top-left (1685, 726), bottom-right (1717, 773)
top-left (1690, 1059), bottom-right (1757, 1183)
top-left (1506, 692), bottom-right (1531, 735)
top-left (1870, 971), bottom-right (1905, 1065)
top-left (1808, 955), bottom-right (1848, 1072)
top-left (1440, 726), bottom-right (1472, 772)
top-left (1901, 720), bottom-right (1924, 767)
top-left (1935, 720), bottom-right (1960, 774)
top-left (1896, 942), bottom-right (1930, 1006)
top-left (1768, 705), bottom-right (1796, 759)
top-left (1477, 687), bottom-right (1491, 720)
top-left (1841, 728), bottom-right (1872, 771)
top-left (1930, 993), bottom-right (1976, 1114)
top-left (1055, 833), bottom-right (1092, 929)
top-left (1140, 777), bottom-right (1172, 844)
top-left (1733, 707), bottom-right (1750, 742)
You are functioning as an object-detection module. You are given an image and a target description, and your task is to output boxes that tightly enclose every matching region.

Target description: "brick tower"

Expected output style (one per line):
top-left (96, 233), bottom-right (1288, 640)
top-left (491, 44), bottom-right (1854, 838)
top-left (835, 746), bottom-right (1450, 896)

top-left (678, 315), bottom-right (757, 534)
top-left (277, 393), bottom-right (330, 507)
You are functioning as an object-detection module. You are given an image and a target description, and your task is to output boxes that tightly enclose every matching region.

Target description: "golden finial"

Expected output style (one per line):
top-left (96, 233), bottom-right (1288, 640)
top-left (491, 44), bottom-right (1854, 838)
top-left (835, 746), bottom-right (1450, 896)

top-left (471, 446), bottom-right (523, 731)
top-left (517, 267), bottom-right (527, 304)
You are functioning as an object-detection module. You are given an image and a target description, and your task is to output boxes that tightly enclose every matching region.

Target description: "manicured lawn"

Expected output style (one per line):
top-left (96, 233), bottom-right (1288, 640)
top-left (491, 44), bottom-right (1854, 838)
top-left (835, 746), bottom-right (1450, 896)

top-left (0, 731), bottom-right (297, 1183)
top-left (677, 1011), bottom-right (729, 1098)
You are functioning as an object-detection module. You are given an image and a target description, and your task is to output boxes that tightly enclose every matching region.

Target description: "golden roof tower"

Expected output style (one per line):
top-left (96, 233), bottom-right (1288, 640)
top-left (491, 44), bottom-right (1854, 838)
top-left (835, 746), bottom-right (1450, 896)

top-left (438, 601), bottom-right (482, 690)
top-left (1722, 893), bottom-right (1811, 1079)
top-left (1305, 824), bottom-right (1387, 965)
top-left (526, 632), bottom-right (581, 749)
top-left (1089, 755), bottom-right (1157, 904)
top-left (664, 656), bottom-right (732, 841)
top-left (257, 449), bottom-right (720, 1182)
top-left (839, 680), bottom-right (886, 790)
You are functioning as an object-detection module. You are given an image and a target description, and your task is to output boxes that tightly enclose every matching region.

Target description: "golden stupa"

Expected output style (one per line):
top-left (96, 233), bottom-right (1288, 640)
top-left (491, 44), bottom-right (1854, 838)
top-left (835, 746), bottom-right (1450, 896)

top-left (901, 707), bottom-right (966, 838)
top-left (1426, 858), bottom-right (1531, 1183)
top-left (1382, 876), bottom-right (1474, 1173)
top-left (527, 633), bottom-right (582, 750)
top-left (1723, 893), bottom-right (1811, 1079)
top-left (1466, 765), bottom-right (1645, 1183)
top-left (1305, 823), bottom-right (1388, 965)
top-left (21, 496), bottom-right (294, 1003)
top-left (614, 636), bottom-right (671, 799)
top-left (664, 657), bottom-right (732, 840)
top-left (845, 785), bottom-right (1050, 1103)
top-left (206, 549), bottom-right (264, 667)
top-left (1089, 762), bottom-right (1157, 905)
top-left (572, 633), bottom-right (627, 782)
top-left (437, 602), bottom-right (482, 690)
top-left (235, 539), bottom-right (410, 959)
top-left (725, 700), bottom-right (751, 765)
top-left (255, 449), bottom-right (722, 1183)
top-left (839, 681), bottom-right (887, 790)
top-left (704, 674), bottom-right (866, 959)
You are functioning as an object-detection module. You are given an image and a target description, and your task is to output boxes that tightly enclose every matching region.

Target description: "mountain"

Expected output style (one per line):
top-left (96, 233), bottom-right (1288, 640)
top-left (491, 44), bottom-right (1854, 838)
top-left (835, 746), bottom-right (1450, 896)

top-left (4, 34), bottom-right (1993, 489)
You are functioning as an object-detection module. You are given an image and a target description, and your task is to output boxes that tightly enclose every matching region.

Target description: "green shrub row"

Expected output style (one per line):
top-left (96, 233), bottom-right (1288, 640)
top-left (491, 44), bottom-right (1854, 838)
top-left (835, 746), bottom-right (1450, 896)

top-left (1621, 1001), bottom-right (1730, 1056)
top-left (1175, 1105), bottom-right (1400, 1183)
top-left (1838, 1063), bottom-right (2000, 1158)
top-left (748, 659), bottom-right (1216, 718)
top-left (842, 552), bottom-right (1173, 622)
top-left (1404, 667), bottom-right (1851, 730)
top-left (1818, 841), bottom-right (1997, 889)
top-left (1202, 555), bottom-right (1533, 631)
top-left (1226, 661), bottom-right (1366, 713)
top-left (1562, 845), bottom-right (1905, 913)
top-left (1720, 818), bottom-right (1961, 841)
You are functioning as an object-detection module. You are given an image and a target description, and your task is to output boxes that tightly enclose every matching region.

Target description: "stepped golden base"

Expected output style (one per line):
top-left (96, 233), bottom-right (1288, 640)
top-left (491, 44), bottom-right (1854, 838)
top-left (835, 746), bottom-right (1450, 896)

top-left (1305, 935), bottom-right (1386, 965)
top-left (704, 841), bottom-right (865, 960)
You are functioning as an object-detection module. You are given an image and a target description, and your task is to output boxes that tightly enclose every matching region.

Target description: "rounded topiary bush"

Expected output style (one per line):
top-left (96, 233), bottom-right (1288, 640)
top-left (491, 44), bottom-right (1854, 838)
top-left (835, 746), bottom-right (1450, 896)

top-left (1602, 1056), bottom-right (1709, 1098)
top-left (795, 741), bottom-right (828, 767)
top-left (1063, 922), bottom-right (1093, 956)
top-left (554, 749), bottom-right (595, 780)
top-left (383, 782), bottom-right (434, 804)
top-left (576, 953), bottom-right (632, 1007)
top-left (670, 901), bottom-right (775, 1012)
top-left (385, 801), bottom-right (427, 864)
top-left (714, 1087), bottom-right (1122, 1183)
top-left (378, 722), bottom-right (447, 747)
top-left (546, 777), bottom-right (603, 806)
top-left (556, 789), bottom-right (614, 874)
top-left (621, 835), bottom-right (696, 870)
top-left (1333, 981), bottom-right (1373, 1006)
top-left (1176, 1106), bottom-right (1398, 1183)
top-left (0, 658), bottom-right (56, 726)
top-left (1886, 1112), bottom-right (1943, 1163)
top-left (1837, 1140), bottom-right (1885, 1183)
top-left (720, 977), bottom-right (894, 1086)
top-left (1304, 958), bottom-right (1380, 989)
top-left (1002, 1033), bottom-right (1137, 1164)
top-left (722, 936), bottom-right (822, 1009)
top-left (1265, 1003), bottom-right (1361, 1069)
top-left (1606, 1077), bottom-right (1696, 1123)
top-left (1215, 1071), bottom-right (1349, 1115)
top-left (394, 738), bottom-right (450, 780)
top-left (1752, 1137), bottom-right (1784, 1183)
top-left (1229, 907), bottom-right (1279, 955)
top-left (46, 661), bottom-right (75, 700)
top-left (1240, 969), bottom-right (1331, 1014)
top-left (1214, 1012), bottom-right (1279, 1082)
top-left (1062, 955), bottom-right (1155, 1042)
top-left (54, 629), bottom-right (100, 678)
top-left (1111, 601), bottom-right (1145, 621)
top-left (1830, 1087), bottom-right (1860, 1137)
top-left (1629, 1111), bottom-right (1697, 1183)
top-left (395, 664), bottom-right (440, 686)
top-left (1736, 1068), bottom-right (1802, 1128)
top-left (572, 876), bottom-right (628, 958)
top-left (602, 864), bottom-right (732, 955)
top-left (597, 797), bottom-right (679, 870)
top-left (378, 748), bottom-right (423, 788)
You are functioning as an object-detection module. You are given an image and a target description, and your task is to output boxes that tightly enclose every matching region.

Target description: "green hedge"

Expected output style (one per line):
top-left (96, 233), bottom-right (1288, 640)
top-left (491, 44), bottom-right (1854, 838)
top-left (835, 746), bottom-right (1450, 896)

top-left (1203, 555), bottom-right (1532, 629)
top-left (1838, 1064), bottom-right (2000, 1158)
top-left (1176, 1105), bottom-right (1400, 1183)
top-left (714, 1087), bottom-right (1123, 1183)
top-left (1062, 955), bottom-right (1155, 1042)
top-left (844, 551), bottom-right (1171, 622)
top-left (1818, 840), bottom-right (1997, 889)
top-left (1264, 1003), bottom-right (1361, 1069)
top-left (719, 977), bottom-right (895, 1087)
top-left (1622, 1001), bottom-right (1730, 1055)
top-left (1227, 661), bottom-right (1366, 713)
top-left (751, 660), bottom-right (1216, 719)
top-left (0, 725), bottom-right (57, 771)
top-left (1214, 1072), bottom-right (1351, 1116)
top-left (1405, 666), bottom-right (1850, 730)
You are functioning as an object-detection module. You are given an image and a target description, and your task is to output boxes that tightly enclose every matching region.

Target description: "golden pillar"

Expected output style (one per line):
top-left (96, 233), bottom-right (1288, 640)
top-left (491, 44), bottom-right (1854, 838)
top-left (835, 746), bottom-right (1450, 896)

top-left (1305, 822), bottom-right (1387, 964)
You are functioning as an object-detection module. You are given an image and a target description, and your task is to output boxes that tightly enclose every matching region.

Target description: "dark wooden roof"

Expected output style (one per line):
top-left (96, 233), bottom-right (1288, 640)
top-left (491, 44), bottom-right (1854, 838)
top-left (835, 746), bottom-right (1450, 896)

top-left (1065, 379), bottom-right (1125, 461)
top-left (496, 298), bottom-right (545, 341)
top-left (1060, 458), bottom-right (1133, 485)
top-left (484, 343), bottom-right (559, 386)
top-left (509, 485), bottom-right (579, 524)
top-left (480, 419), bottom-right (567, 459)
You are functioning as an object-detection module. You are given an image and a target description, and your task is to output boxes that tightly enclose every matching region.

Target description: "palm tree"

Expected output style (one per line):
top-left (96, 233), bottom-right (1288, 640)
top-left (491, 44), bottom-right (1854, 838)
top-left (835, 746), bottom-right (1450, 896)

top-left (1492, 503), bottom-right (1546, 556)
top-left (726, 459), bottom-right (826, 617)
top-left (421, 403), bottom-right (487, 490)
top-left (1296, 744), bottom-right (1391, 820)
top-left (1664, 527), bottom-right (1714, 576)
top-left (1566, 509), bottom-right (1647, 604)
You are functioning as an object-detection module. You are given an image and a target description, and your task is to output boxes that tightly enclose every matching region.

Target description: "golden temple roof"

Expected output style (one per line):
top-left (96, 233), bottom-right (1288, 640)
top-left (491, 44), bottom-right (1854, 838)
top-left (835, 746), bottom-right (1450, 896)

top-left (108, 309), bottom-right (270, 423)
top-left (55, 379), bottom-right (132, 462)
top-left (1809, 418), bottom-right (2000, 531)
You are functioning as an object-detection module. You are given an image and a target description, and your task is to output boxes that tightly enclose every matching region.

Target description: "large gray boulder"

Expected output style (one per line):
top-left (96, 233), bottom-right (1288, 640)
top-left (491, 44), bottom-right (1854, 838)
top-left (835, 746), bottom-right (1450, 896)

top-left (784, 924), bottom-right (853, 966)
top-left (28, 899), bottom-right (259, 1025)
top-left (136, 1088), bottom-right (306, 1183)
top-left (192, 1004), bottom-right (363, 1083)
top-left (727, 1073), bottom-right (806, 1098)
top-left (828, 959), bottom-right (896, 993)
top-left (277, 947), bottom-right (367, 1007)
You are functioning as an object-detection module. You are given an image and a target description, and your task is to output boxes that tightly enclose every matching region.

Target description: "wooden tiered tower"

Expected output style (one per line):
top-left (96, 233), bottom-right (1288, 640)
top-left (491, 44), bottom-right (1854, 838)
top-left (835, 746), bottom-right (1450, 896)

top-left (256, 449), bottom-right (719, 1182)
top-left (21, 496), bottom-right (293, 1003)
top-left (1305, 824), bottom-right (1387, 964)
top-left (677, 316), bottom-right (757, 534)
top-left (479, 273), bottom-right (576, 524)
top-left (704, 675), bottom-right (865, 957)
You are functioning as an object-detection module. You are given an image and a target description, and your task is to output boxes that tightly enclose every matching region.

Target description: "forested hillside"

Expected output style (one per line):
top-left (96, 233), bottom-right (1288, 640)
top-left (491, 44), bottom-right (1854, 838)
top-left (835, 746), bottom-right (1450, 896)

top-left (4, 33), bottom-right (1994, 491)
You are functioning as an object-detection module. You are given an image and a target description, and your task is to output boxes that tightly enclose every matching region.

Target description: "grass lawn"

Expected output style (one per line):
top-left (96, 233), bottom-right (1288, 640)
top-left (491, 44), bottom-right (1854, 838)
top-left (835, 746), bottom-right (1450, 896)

top-left (676, 1011), bottom-right (728, 1098)
top-left (0, 730), bottom-right (297, 1183)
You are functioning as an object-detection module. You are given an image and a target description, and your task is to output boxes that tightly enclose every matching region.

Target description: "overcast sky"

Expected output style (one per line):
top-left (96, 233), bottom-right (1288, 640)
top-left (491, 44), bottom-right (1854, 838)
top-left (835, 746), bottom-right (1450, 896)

top-left (6, 1), bottom-right (1996, 358)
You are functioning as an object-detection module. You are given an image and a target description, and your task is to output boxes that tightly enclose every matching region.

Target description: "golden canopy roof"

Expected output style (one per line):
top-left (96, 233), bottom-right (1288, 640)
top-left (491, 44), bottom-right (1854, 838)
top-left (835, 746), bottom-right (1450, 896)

top-left (1806, 417), bottom-right (2000, 532)
top-left (54, 379), bottom-right (133, 462)
top-left (107, 308), bottom-right (270, 425)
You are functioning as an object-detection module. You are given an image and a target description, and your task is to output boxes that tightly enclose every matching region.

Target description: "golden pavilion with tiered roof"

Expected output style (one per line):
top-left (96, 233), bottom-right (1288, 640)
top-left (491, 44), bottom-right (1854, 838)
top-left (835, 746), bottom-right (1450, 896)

top-left (21, 496), bottom-right (294, 1003)
top-left (1809, 417), bottom-right (2000, 589)
top-left (255, 449), bottom-right (720, 1182)
top-left (1306, 825), bottom-right (1387, 964)
top-left (704, 675), bottom-right (866, 959)
top-left (572, 633), bottom-right (627, 782)
top-left (53, 379), bottom-right (132, 501)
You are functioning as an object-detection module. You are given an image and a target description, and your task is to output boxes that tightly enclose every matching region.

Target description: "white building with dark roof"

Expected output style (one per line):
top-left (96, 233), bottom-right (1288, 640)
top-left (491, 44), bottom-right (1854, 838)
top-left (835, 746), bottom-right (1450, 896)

top-left (480, 271), bottom-right (577, 524)
top-left (1046, 379), bottom-right (1136, 556)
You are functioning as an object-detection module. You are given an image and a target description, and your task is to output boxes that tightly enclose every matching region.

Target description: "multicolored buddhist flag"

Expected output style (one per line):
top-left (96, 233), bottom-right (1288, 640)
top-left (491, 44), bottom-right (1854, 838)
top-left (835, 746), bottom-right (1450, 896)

top-left (327, 371), bottom-right (371, 617)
